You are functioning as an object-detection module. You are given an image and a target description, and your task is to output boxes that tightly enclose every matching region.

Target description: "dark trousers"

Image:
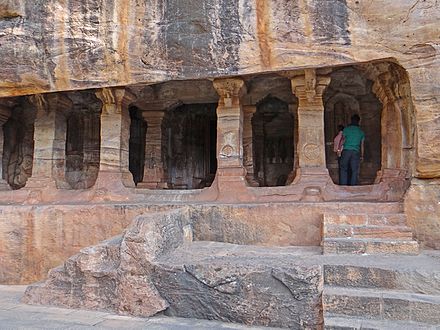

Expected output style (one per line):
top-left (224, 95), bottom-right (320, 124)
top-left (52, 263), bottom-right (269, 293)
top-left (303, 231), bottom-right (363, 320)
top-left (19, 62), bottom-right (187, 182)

top-left (339, 149), bottom-right (360, 185)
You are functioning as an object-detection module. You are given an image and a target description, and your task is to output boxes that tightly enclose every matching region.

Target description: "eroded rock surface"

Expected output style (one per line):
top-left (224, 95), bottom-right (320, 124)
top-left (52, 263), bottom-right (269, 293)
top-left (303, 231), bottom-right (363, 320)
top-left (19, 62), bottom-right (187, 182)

top-left (23, 208), bottom-right (323, 328)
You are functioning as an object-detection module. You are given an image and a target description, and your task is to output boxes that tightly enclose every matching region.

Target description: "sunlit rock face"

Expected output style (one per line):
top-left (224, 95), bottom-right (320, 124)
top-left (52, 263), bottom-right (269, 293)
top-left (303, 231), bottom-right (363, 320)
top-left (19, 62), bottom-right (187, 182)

top-left (0, 0), bottom-right (438, 284)
top-left (0, 0), bottom-right (438, 179)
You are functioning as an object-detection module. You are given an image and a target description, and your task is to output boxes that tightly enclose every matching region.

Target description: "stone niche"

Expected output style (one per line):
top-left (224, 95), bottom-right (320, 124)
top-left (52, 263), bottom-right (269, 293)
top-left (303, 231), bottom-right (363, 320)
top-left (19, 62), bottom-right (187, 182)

top-left (324, 66), bottom-right (382, 185)
top-left (64, 91), bottom-right (102, 189)
top-left (3, 97), bottom-right (35, 189)
top-left (163, 103), bottom-right (217, 189)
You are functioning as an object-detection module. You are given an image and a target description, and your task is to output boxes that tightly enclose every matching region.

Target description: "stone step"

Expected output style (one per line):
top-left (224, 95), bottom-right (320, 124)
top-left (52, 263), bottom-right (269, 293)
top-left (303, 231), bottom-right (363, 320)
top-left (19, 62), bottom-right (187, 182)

top-left (324, 214), bottom-right (407, 226)
top-left (324, 314), bottom-right (438, 330)
top-left (323, 286), bottom-right (440, 325)
top-left (324, 224), bottom-right (414, 240)
top-left (323, 238), bottom-right (419, 255)
top-left (323, 264), bottom-right (440, 295)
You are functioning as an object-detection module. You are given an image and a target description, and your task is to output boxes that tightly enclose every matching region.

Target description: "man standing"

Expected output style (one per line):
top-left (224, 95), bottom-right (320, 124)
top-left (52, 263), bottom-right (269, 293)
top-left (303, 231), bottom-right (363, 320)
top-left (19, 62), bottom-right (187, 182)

top-left (339, 114), bottom-right (365, 185)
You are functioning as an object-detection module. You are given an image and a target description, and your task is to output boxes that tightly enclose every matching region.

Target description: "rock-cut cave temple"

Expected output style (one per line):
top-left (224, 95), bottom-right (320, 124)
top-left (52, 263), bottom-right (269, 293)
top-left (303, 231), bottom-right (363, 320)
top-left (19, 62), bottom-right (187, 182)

top-left (0, 0), bottom-right (439, 328)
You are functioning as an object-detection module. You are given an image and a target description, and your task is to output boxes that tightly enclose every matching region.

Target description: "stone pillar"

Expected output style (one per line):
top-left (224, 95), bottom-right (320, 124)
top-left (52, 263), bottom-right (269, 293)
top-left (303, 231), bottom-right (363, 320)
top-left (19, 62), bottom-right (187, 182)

top-left (243, 105), bottom-right (258, 186)
top-left (26, 95), bottom-right (58, 189)
top-left (289, 69), bottom-right (331, 186)
top-left (213, 78), bottom-right (248, 192)
top-left (95, 87), bottom-right (136, 191)
top-left (49, 94), bottom-right (73, 189)
top-left (0, 106), bottom-right (11, 190)
top-left (137, 110), bottom-right (167, 189)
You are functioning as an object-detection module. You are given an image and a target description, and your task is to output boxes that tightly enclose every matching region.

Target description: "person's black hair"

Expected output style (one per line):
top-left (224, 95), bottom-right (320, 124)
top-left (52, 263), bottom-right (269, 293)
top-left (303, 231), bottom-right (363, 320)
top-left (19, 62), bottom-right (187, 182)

top-left (351, 114), bottom-right (360, 125)
top-left (337, 124), bottom-right (344, 131)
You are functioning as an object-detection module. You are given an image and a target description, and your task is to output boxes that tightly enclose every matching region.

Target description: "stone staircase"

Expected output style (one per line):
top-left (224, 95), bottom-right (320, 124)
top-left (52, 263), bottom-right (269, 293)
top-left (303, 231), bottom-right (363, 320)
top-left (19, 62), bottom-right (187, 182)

top-left (322, 212), bottom-right (419, 255)
top-left (322, 256), bottom-right (440, 329)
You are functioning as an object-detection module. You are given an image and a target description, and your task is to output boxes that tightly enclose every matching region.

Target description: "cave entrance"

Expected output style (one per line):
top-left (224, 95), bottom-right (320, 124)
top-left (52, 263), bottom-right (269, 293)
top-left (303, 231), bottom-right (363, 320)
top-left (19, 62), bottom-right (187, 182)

top-left (324, 66), bottom-right (382, 185)
top-left (253, 96), bottom-right (294, 186)
top-left (129, 106), bottom-right (147, 185)
top-left (164, 103), bottom-right (217, 189)
top-left (64, 91), bottom-right (102, 189)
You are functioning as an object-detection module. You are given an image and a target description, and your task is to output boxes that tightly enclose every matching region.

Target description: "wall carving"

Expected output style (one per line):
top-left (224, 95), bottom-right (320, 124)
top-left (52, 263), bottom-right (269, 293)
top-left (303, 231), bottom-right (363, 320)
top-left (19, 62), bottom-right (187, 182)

top-left (3, 98), bottom-right (35, 189)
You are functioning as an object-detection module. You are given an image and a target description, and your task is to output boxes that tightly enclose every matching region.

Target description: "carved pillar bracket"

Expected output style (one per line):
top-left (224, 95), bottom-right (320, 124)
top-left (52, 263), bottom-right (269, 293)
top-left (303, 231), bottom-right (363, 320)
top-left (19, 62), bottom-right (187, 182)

top-left (212, 77), bottom-right (249, 197)
top-left (137, 110), bottom-right (167, 189)
top-left (95, 87), bottom-right (136, 192)
top-left (288, 69), bottom-right (331, 191)
top-left (0, 106), bottom-right (11, 190)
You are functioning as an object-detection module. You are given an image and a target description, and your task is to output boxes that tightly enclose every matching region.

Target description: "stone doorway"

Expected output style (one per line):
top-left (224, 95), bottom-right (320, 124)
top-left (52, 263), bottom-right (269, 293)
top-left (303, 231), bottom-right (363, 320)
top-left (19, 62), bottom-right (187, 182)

top-left (64, 92), bottom-right (102, 189)
top-left (324, 66), bottom-right (382, 185)
top-left (164, 103), bottom-right (217, 189)
top-left (253, 96), bottom-right (294, 186)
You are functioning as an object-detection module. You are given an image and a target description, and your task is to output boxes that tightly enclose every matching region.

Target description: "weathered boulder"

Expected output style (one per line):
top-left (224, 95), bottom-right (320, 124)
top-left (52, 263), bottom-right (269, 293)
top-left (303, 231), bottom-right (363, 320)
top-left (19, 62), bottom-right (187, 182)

top-left (23, 208), bottom-right (193, 316)
top-left (24, 208), bottom-right (323, 328)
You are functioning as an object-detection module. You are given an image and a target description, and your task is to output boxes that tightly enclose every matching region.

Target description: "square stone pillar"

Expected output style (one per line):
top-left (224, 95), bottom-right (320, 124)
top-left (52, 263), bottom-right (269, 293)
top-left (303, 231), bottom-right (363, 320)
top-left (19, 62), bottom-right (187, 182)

top-left (243, 105), bottom-right (259, 186)
top-left (49, 94), bottom-right (73, 189)
top-left (0, 106), bottom-right (11, 190)
top-left (289, 69), bottom-right (331, 188)
top-left (137, 110), bottom-right (167, 189)
top-left (26, 95), bottom-right (59, 189)
top-left (95, 88), bottom-right (136, 191)
top-left (213, 78), bottom-right (248, 193)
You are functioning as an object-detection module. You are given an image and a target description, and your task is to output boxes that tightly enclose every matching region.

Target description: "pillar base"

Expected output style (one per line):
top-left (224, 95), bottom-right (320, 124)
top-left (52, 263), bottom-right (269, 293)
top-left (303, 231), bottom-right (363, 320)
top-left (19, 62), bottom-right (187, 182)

top-left (245, 174), bottom-right (260, 187)
top-left (92, 171), bottom-right (135, 201)
top-left (137, 168), bottom-right (167, 189)
top-left (0, 179), bottom-right (10, 191)
top-left (291, 167), bottom-right (332, 202)
top-left (214, 166), bottom-right (253, 202)
top-left (25, 177), bottom-right (57, 189)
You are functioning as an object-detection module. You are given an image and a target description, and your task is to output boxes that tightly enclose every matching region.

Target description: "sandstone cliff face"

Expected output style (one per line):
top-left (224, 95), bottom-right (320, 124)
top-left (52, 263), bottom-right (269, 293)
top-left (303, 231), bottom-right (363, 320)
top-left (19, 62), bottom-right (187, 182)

top-left (0, 0), bottom-right (438, 179)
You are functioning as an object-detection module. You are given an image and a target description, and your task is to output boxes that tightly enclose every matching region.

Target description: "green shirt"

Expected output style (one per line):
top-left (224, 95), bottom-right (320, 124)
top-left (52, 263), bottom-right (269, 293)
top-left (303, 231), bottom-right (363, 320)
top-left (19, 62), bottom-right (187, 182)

top-left (342, 125), bottom-right (365, 152)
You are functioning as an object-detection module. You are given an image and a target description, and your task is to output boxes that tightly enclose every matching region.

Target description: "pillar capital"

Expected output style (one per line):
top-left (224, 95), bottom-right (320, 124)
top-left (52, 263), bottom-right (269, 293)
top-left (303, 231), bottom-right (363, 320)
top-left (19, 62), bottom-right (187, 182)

top-left (28, 94), bottom-right (48, 118)
top-left (290, 69), bottom-right (330, 107)
top-left (213, 78), bottom-right (246, 108)
top-left (95, 87), bottom-right (136, 114)
top-left (46, 93), bottom-right (73, 110)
